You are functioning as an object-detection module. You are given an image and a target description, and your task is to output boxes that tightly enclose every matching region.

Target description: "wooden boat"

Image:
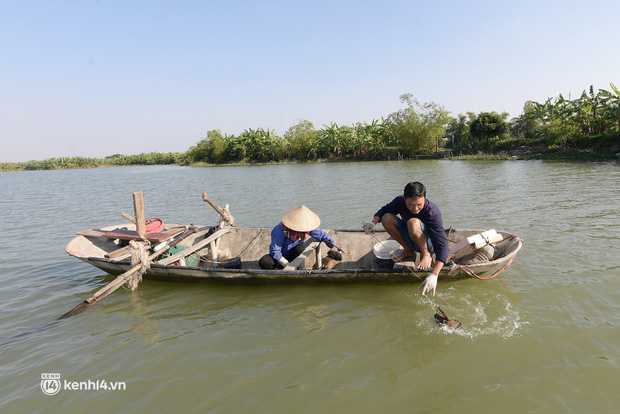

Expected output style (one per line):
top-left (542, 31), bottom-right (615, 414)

top-left (66, 223), bottom-right (523, 284)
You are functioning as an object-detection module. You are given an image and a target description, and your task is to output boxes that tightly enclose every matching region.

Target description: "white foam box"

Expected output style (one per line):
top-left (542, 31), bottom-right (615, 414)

top-left (450, 229), bottom-right (503, 259)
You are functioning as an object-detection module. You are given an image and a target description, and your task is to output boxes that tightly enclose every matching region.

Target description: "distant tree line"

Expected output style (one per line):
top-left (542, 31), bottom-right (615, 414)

top-left (0, 153), bottom-right (184, 171)
top-left (183, 93), bottom-right (452, 164)
top-left (2, 83), bottom-right (618, 171)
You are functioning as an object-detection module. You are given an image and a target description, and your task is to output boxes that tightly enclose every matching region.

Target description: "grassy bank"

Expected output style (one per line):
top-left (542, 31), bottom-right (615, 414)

top-left (2, 147), bottom-right (618, 172)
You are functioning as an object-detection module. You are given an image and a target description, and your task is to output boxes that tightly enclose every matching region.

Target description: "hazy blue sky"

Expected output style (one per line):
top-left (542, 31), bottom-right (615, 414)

top-left (2, 0), bottom-right (619, 162)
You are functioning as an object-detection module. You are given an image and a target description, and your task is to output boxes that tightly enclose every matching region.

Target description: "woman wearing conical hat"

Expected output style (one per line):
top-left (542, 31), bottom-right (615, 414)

top-left (259, 205), bottom-right (339, 270)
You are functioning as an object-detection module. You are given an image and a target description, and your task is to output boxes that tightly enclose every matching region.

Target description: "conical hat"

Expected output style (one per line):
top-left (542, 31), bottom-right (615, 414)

top-left (281, 205), bottom-right (320, 232)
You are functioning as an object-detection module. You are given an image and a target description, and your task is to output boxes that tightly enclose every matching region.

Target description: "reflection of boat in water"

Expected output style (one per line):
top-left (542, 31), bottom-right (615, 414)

top-left (66, 223), bottom-right (523, 284)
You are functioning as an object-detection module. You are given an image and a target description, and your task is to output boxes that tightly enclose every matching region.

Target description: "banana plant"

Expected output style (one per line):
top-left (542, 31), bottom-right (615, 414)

top-left (600, 83), bottom-right (620, 133)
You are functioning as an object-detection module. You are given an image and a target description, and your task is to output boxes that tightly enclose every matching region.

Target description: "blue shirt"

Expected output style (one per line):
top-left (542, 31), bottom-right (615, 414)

top-left (269, 223), bottom-right (336, 262)
top-left (375, 196), bottom-right (449, 263)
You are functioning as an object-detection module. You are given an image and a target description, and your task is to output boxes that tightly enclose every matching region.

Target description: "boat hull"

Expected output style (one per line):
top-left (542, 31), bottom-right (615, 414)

top-left (66, 225), bottom-right (523, 284)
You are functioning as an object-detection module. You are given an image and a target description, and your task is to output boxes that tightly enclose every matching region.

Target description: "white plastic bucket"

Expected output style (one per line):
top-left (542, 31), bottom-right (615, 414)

top-left (373, 240), bottom-right (403, 269)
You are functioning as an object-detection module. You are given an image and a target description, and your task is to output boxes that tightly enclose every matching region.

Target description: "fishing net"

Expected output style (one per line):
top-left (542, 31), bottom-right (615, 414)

top-left (127, 243), bottom-right (151, 290)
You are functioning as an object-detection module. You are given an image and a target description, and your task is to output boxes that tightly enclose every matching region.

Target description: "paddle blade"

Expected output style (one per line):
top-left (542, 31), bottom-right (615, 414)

top-left (58, 299), bottom-right (97, 319)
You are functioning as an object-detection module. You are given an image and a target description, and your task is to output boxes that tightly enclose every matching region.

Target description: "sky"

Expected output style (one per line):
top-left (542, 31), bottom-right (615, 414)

top-left (1, 0), bottom-right (619, 162)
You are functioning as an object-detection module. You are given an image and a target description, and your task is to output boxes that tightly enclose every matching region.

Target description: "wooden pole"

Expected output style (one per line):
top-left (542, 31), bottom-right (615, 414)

top-left (202, 193), bottom-right (235, 226)
top-left (121, 212), bottom-right (137, 224)
top-left (133, 192), bottom-right (146, 238)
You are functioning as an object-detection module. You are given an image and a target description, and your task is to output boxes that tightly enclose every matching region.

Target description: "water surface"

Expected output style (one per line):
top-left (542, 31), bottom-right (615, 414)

top-left (1, 160), bottom-right (619, 413)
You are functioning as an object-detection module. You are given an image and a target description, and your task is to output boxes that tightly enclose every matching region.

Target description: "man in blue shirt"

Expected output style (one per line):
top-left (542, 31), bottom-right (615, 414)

top-left (363, 182), bottom-right (449, 295)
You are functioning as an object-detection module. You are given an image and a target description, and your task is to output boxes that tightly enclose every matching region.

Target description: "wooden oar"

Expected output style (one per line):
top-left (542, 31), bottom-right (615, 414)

top-left (58, 225), bottom-right (199, 319)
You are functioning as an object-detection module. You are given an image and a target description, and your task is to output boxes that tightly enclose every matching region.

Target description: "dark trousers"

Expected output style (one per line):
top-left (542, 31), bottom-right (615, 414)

top-left (259, 244), bottom-right (306, 269)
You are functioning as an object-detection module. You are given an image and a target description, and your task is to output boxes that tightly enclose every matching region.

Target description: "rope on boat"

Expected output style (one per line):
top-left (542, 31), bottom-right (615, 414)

top-left (448, 235), bottom-right (521, 280)
top-left (448, 256), bottom-right (515, 280)
top-left (234, 229), bottom-right (264, 257)
top-left (126, 242), bottom-right (151, 290)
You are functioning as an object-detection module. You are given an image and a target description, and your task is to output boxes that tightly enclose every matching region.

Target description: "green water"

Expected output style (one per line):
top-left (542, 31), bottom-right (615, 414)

top-left (1, 160), bottom-right (619, 413)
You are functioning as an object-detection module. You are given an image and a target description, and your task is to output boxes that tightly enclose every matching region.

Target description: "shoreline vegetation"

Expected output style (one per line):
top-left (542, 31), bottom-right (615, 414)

top-left (3, 84), bottom-right (619, 172)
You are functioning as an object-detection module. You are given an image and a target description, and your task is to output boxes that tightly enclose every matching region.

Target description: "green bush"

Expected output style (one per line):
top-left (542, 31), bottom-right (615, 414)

top-left (492, 138), bottom-right (519, 152)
